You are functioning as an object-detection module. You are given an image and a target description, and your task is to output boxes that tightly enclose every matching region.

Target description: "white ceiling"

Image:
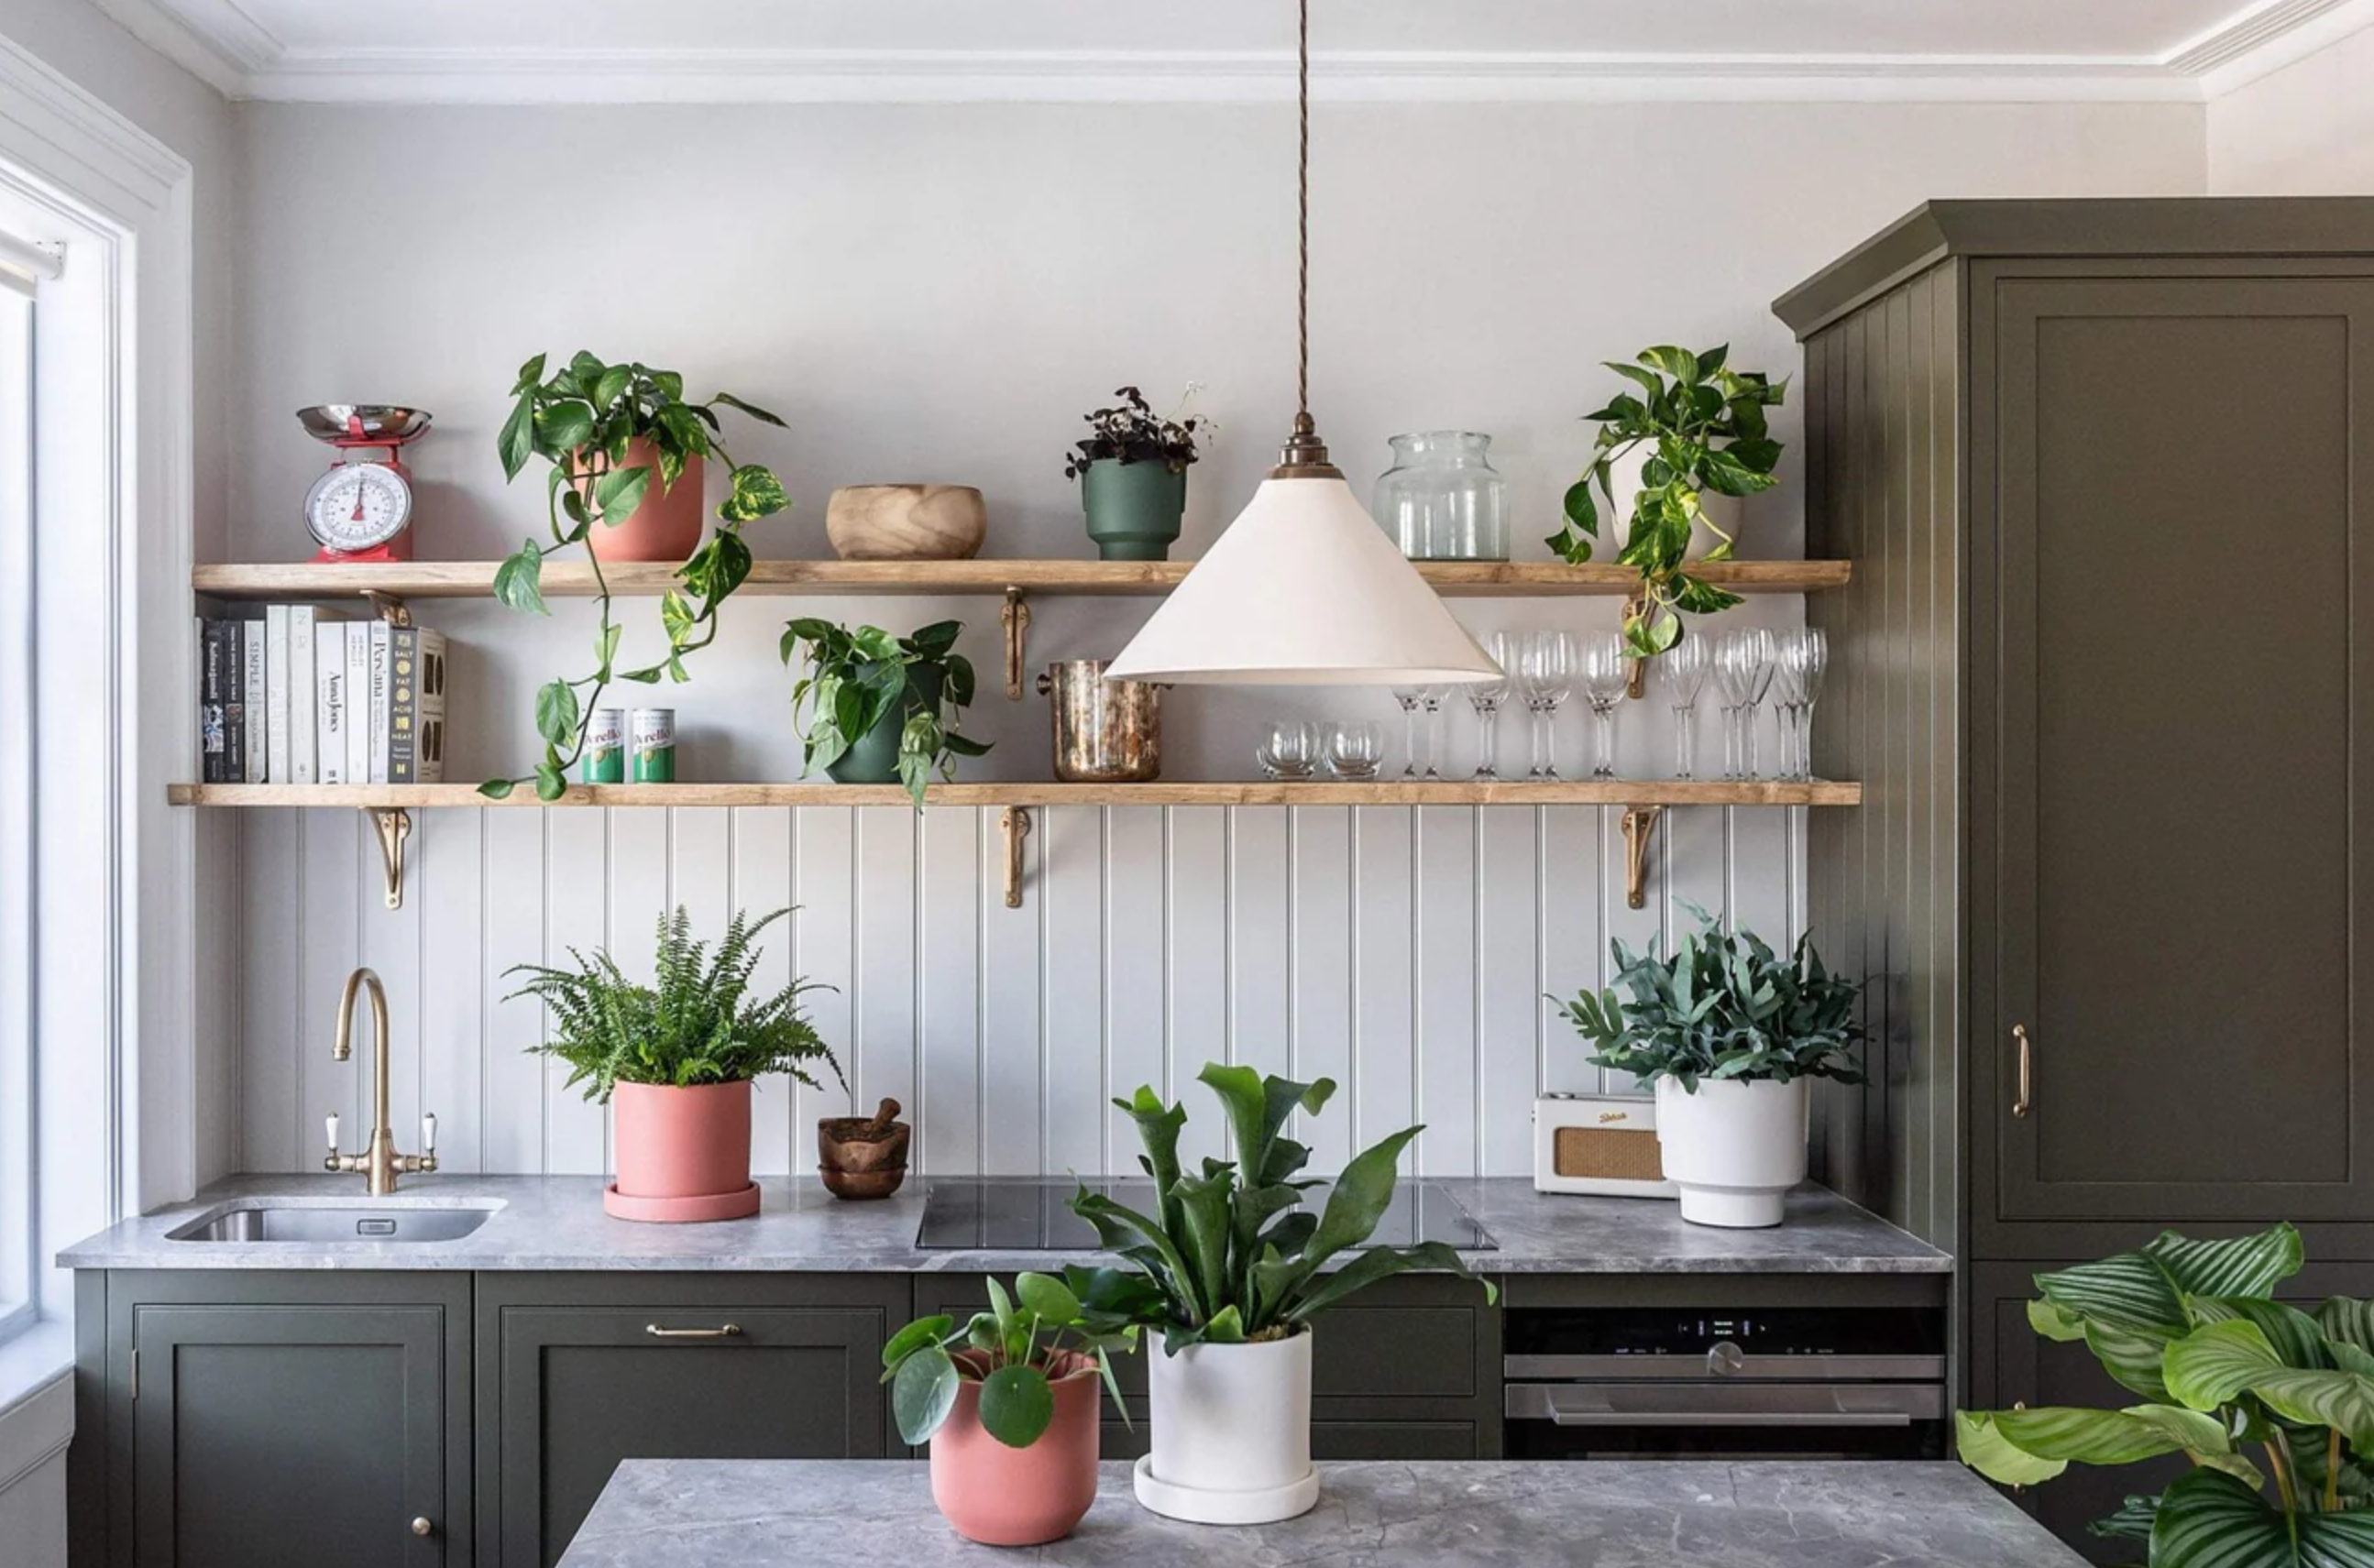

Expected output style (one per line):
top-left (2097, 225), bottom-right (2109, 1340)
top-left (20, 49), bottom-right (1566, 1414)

top-left (84, 0), bottom-right (2374, 103)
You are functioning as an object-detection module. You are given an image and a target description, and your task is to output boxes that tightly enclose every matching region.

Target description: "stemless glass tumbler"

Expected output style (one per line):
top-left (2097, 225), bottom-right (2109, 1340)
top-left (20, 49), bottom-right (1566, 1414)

top-left (1577, 633), bottom-right (1629, 780)
top-left (1663, 635), bottom-right (1715, 780)
top-left (1519, 630), bottom-right (1577, 781)
top-left (1468, 631), bottom-right (1514, 780)
top-left (1257, 720), bottom-right (1319, 781)
top-left (1714, 629), bottom-right (1776, 780)
top-left (1323, 720), bottom-right (1383, 781)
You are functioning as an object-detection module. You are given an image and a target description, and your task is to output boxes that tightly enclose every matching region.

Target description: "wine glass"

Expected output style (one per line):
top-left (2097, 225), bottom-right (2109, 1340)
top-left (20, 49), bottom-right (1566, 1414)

top-left (1576, 633), bottom-right (1629, 780)
top-left (1467, 632), bottom-right (1514, 780)
top-left (1772, 629), bottom-right (1830, 781)
top-left (1390, 688), bottom-right (1425, 779)
top-left (1663, 634), bottom-right (1715, 780)
top-left (1416, 686), bottom-right (1451, 780)
top-left (1518, 630), bottom-right (1577, 780)
top-left (1323, 720), bottom-right (1382, 781)
top-left (1714, 629), bottom-right (1776, 780)
top-left (1257, 719), bottom-right (1318, 781)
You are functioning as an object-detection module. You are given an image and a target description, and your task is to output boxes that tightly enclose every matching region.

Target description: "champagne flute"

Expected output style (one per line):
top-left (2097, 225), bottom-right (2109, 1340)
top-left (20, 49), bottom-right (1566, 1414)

top-left (1577, 633), bottom-right (1629, 780)
top-left (1518, 630), bottom-right (1577, 781)
top-left (1663, 634), bottom-right (1714, 780)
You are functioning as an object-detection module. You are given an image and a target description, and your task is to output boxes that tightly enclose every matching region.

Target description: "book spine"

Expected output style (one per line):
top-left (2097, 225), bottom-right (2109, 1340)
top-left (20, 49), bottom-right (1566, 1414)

top-left (264, 604), bottom-right (290, 785)
top-left (199, 620), bottom-right (228, 784)
top-left (366, 621), bottom-right (392, 785)
top-left (317, 621), bottom-right (347, 785)
top-left (288, 607), bottom-right (317, 784)
top-left (222, 621), bottom-right (247, 784)
top-left (241, 618), bottom-right (266, 783)
top-left (344, 621), bottom-right (370, 785)
top-left (389, 626), bottom-right (416, 784)
top-left (414, 629), bottom-right (447, 784)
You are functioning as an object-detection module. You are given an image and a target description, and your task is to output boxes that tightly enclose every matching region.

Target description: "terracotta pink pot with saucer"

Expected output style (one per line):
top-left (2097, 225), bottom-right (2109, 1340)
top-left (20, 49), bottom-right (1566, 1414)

top-left (929, 1351), bottom-right (1102, 1546)
top-left (574, 437), bottom-right (708, 564)
top-left (604, 1080), bottom-right (760, 1222)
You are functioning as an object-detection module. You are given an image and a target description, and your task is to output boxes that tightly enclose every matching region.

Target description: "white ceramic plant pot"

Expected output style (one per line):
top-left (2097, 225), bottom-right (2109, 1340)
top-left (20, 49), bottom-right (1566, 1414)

top-left (1654, 1076), bottom-right (1809, 1228)
top-left (1603, 444), bottom-right (1742, 564)
top-left (1134, 1332), bottom-right (1320, 1525)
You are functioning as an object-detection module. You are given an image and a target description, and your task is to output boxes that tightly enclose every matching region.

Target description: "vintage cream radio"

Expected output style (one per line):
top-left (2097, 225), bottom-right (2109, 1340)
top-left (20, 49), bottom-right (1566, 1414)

top-left (1533, 1093), bottom-right (1678, 1198)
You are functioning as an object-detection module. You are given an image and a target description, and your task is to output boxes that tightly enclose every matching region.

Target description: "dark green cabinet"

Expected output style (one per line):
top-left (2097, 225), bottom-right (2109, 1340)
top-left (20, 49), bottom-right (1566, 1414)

top-left (476, 1273), bottom-right (905, 1567)
top-left (90, 1271), bottom-right (472, 1568)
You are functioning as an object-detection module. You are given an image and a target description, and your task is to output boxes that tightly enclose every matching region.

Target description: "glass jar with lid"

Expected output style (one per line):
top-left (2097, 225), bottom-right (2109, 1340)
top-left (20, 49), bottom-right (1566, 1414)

top-left (1371, 431), bottom-right (1510, 561)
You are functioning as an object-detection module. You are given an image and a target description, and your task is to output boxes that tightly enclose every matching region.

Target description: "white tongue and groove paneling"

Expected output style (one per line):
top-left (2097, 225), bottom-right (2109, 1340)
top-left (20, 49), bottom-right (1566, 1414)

top-left (232, 801), bottom-right (1800, 1178)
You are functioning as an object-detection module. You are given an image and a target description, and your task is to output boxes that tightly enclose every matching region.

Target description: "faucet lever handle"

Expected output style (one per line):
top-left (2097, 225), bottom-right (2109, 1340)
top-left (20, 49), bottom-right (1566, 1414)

top-left (324, 1111), bottom-right (340, 1154)
top-left (421, 1113), bottom-right (438, 1156)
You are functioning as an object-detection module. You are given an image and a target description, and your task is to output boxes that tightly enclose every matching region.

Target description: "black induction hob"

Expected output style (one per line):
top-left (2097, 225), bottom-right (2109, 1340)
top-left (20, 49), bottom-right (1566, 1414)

top-left (915, 1178), bottom-right (1497, 1252)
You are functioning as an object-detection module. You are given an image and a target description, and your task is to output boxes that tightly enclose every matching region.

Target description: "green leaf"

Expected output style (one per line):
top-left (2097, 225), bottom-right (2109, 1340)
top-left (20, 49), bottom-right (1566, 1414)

top-left (984, 1276), bottom-right (1017, 1344)
top-left (1286, 1241), bottom-right (1493, 1323)
top-left (511, 353), bottom-right (547, 396)
top-left (1640, 345), bottom-right (1702, 384)
top-left (2036, 1252), bottom-right (2189, 1339)
top-left (891, 1345), bottom-right (960, 1445)
top-left (883, 1314), bottom-right (953, 1369)
top-left (533, 762), bottom-right (566, 802)
top-left (1015, 1272), bottom-right (1082, 1326)
top-left (2149, 1225), bottom-right (2305, 1302)
top-left (534, 401), bottom-right (596, 455)
top-left (493, 541), bottom-right (548, 616)
top-left (2166, 1319), bottom-right (2286, 1411)
top-left (720, 464), bottom-right (789, 524)
top-left (478, 777), bottom-right (514, 800)
top-left (711, 391), bottom-right (787, 427)
top-left (592, 364), bottom-right (632, 412)
top-left (593, 464), bottom-right (652, 528)
top-left (498, 392), bottom-right (536, 479)
top-left (2030, 1297), bottom-right (2088, 1342)
top-left (2151, 1466), bottom-right (2374, 1568)
top-left (2325, 1299), bottom-right (2374, 1359)
top-left (1955, 1409), bottom-right (2069, 1486)
top-left (1996, 1404), bottom-right (2217, 1466)
top-left (976, 1364), bottom-right (1056, 1449)
top-left (534, 679), bottom-right (580, 749)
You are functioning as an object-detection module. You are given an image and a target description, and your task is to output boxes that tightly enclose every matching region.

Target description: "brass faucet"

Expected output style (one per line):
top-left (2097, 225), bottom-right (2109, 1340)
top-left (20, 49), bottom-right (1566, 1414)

top-left (324, 967), bottom-right (438, 1195)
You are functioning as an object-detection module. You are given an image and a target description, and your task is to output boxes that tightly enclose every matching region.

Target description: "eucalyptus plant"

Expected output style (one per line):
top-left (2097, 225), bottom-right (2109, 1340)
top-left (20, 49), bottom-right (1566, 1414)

top-left (1555, 907), bottom-right (1864, 1091)
top-left (781, 618), bottom-right (989, 808)
top-left (1545, 345), bottom-right (1786, 658)
top-left (1069, 1064), bottom-right (1496, 1352)
top-left (884, 1269), bottom-right (1154, 1449)
top-left (500, 906), bottom-right (840, 1102)
top-left (482, 351), bottom-right (790, 801)
top-left (1960, 1223), bottom-right (2374, 1565)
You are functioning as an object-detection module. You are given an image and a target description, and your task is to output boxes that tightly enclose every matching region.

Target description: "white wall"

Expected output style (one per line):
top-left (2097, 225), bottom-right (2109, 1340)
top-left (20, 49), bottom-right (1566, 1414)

top-left (2210, 22), bottom-right (2374, 191)
top-left (220, 96), bottom-right (2203, 1179)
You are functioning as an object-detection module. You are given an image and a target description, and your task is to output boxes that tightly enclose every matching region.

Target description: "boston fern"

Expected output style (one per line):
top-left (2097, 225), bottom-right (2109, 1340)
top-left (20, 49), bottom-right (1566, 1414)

top-left (483, 352), bottom-right (791, 801)
top-left (1555, 907), bottom-right (1863, 1091)
top-left (502, 906), bottom-right (840, 1102)
top-left (1545, 345), bottom-right (1786, 658)
top-left (1070, 1064), bottom-right (1495, 1353)
top-left (1960, 1223), bottom-right (2374, 1565)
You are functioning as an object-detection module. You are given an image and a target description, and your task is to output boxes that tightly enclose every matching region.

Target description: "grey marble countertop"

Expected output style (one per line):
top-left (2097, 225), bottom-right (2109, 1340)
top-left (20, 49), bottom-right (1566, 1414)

top-left (57, 1173), bottom-right (1950, 1274)
top-left (557, 1460), bottom-right (2080, 1567)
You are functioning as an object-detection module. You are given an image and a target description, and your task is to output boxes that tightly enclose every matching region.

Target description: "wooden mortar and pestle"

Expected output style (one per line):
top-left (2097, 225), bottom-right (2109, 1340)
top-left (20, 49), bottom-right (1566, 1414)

top-left (818, 1098), bottom-right (911, 1200)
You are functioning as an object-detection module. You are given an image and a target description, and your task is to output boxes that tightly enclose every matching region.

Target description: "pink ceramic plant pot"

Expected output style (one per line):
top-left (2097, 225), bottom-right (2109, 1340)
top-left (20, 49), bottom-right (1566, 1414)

top-left (605, 1080), bottom-right (758, 1223)
top-left (575, 438), bottom-right (708, 564)
top-left (929, 1352), bottom-right (1102, 1546)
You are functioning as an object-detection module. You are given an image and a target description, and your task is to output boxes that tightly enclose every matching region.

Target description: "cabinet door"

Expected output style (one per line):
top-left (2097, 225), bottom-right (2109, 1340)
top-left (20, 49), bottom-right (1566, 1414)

top-left (128, 1302), bottom-right (454, 1568)
top-left (1974, 267), bottom-right (2374, 1255)
top-left (485, 1279), bottom-right (897, 1567)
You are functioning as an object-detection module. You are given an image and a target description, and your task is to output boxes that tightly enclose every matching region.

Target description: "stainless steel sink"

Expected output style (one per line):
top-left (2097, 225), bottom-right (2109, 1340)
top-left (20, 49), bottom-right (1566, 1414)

top-left (166, 1201), bottom-right (500, 1244)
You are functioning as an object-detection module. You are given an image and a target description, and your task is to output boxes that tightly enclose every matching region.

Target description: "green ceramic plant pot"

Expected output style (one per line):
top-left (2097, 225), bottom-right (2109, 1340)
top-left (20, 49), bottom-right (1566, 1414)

top-left (826, 665), bottom-right (944, 784)
top-left (1082, 458), bottom-right (1187, 562)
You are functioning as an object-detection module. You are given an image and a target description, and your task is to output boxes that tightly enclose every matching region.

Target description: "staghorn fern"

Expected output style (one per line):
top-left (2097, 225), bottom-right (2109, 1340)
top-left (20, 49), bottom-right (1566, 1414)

top-left (503, 906), bottom-right (842, 1103)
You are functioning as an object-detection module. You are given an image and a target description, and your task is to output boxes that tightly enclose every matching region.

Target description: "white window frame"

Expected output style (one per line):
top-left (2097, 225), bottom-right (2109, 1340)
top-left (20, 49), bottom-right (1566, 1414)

top-left (0, 257), bottom-right (34, 1345)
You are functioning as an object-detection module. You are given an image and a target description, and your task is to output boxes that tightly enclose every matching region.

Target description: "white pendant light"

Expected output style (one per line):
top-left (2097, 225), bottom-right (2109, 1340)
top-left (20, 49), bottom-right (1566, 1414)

top-left (1103, 1), bottom-right (1498, 688)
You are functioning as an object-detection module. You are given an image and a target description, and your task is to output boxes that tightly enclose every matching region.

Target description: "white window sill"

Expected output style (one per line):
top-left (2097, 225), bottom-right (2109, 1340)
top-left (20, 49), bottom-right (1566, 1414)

top-left (0, 1320), bottom-right (71, 1430)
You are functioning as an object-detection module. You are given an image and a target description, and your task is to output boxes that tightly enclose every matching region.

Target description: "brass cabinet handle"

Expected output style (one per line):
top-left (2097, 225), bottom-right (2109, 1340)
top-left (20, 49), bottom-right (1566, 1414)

top-left (412, 1518), bottom-right (434, 1537)
top-left (2011, 1025), bottom-right (2033, 1120)
top-left (645, 1322), bottom-right (742, 1339)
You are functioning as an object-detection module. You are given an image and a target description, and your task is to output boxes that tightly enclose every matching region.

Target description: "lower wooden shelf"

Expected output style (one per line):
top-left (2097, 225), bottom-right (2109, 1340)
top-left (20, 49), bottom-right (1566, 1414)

top-left (167, 779), bottom-right (1861, 809)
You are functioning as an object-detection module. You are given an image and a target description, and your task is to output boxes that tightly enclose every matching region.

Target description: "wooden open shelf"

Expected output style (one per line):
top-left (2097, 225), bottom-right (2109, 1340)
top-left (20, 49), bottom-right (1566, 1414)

top-left (191, 557), bottom-right (1852, 602)
top-left (169, 779), bottom-right (1861, 809)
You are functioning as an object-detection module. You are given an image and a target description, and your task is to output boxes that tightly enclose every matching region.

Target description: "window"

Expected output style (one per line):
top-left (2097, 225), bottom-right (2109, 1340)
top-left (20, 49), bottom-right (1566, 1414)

top-left (0, 231), bottom-right (41, 1342)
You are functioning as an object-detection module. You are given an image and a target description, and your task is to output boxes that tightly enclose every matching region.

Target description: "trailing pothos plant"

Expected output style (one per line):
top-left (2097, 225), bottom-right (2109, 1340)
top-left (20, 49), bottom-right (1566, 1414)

top-left (1958, 1223), bottom-right (2374, 1566)
top-left (1555, 905), bottom-right (1864, 1092)
top-left (781, 618), bottom-right (989, 808)
top-left (1545, 345), bottom-right (1786, 659)
top-left (482, 351), bottom-right (790, 800)
top-left (1069, 1064), bottom-right (1496, 1353)
top-left (883, 1269), bottom-right (1154, 1449)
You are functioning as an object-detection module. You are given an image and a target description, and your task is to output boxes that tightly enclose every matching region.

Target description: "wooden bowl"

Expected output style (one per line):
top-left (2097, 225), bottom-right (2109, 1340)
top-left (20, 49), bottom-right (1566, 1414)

top-left (826, 484), bottom-right (986, 561)
top-left (819, 1164), bottom-right (908, 1201)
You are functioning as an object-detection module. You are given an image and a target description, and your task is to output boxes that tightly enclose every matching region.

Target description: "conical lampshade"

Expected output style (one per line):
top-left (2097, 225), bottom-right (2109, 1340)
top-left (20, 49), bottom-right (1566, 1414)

top-left (1104, 473), bottom-right (1500, 685)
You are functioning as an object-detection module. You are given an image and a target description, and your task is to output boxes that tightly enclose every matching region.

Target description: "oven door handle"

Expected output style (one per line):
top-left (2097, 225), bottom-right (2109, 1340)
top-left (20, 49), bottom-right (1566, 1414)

top-left (1537, 1391), bottom-right (1915, 1429)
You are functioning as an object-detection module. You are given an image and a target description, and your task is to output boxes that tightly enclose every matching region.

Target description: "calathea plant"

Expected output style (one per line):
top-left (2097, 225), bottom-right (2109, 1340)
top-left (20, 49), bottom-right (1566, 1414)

top-left (1959, 1223), bottom-right (2374, 1564)
top-left (781, 618), bottom-right (988, 808)
top-left (883, 1269), bottom-right (1153, 1448)
top-left (1555, 906), bottom-right (1864, 1091)
top-left (1070, 1064), bottom-right (1496, 1350)
top-left (1545, 345), bottom-right (1786, 658)
top-left (483, 352), bottom-right (790, 800)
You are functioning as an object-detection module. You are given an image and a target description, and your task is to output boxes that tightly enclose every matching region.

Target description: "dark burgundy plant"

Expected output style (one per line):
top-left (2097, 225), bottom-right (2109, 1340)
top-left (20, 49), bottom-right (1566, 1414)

top-left (1062, 386), bottom-right (1205, 479)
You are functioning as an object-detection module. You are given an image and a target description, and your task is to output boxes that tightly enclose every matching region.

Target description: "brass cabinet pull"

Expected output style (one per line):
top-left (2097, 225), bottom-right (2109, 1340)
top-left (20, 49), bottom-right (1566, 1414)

top-left (645, 1322), bottom-right (742, 1339)
top-left (2011, 1025), bottom-right (2033, 1120)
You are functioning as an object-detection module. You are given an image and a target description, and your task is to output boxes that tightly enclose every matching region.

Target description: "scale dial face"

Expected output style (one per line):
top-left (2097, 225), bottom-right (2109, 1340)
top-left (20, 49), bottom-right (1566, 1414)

top-left (304, 461), bottom-right (412, 553)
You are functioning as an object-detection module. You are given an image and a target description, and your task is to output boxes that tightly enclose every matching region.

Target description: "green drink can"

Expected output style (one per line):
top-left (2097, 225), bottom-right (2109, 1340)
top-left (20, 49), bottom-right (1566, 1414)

top-left (581, 708), bottom-right (625, 784)
top-left (630, 707), bottom-right (676, 783)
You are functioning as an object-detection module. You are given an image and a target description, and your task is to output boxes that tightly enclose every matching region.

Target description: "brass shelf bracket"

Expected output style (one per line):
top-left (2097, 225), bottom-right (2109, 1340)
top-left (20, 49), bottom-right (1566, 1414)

top-left (361, 589), bottom-right (412, 628)
top-left (1620, 804), bottom-right (1664, 911)
top-left (1621, 594), bottom-right (1650, 700)
top-left (1000, 806), bottom-right (1032, 908)
top-left (368, 807), bottom-right (412, 910)
top-left (1000, 587), bottom-right (1032, 701)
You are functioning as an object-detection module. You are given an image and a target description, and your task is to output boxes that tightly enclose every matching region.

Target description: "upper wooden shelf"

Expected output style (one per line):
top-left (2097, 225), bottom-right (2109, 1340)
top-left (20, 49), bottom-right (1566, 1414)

top-left (168, 779), bottom-right (1862, 809)
top-left (190, 558), bottom-right (1852, 602)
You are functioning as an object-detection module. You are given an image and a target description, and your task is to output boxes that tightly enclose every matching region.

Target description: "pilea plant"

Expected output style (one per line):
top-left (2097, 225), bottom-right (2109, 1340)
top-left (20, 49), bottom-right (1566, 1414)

top-left (1545, 345), bottom-right (1786, 659)
top-left (1061, 384), bottom-right (1209, 479)
top-left (884, 1269), bottom-right (1153, 1448)
top-left (781, 618), bottom-right (988, 808)
top-left (482, 351), bottom-right (790, 800)
top-left (1959, 1223), bottom-right (2374, 1564)
top-left (1069, 1064), bottom-right (1495, 1352)
top-left (1555, 906), bottom-right (1864, 1091)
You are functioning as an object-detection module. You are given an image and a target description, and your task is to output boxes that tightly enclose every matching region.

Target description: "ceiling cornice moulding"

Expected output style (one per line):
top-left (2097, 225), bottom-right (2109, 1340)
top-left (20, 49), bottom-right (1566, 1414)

top-left (112, 1), bottom-right (2374, 106)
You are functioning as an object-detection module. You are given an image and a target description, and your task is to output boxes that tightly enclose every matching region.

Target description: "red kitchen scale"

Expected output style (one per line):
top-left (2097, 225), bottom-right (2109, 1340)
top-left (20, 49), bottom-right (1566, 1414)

top-left (298, 404), bottom-right (432, 563)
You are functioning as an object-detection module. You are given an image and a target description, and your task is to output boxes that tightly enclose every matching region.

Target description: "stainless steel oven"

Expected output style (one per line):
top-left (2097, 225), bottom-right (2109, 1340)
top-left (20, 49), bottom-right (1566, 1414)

top-left (1503, 1304), bottom-right (1948, 1461)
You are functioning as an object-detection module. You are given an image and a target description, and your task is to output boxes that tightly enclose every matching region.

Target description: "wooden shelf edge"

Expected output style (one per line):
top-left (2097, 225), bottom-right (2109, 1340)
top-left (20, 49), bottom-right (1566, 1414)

top-left (191, 557), bottom-right (1852, 601)
top-left (169, 780), bottom-right (1863, 809)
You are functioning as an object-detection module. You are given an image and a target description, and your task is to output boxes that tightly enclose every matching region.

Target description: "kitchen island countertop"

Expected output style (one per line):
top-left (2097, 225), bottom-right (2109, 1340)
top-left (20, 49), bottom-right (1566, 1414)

top-left (556, 1459), bottom-right (2080, 1567)
top-left (58, 1173), bottom-right (1951, 1274)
